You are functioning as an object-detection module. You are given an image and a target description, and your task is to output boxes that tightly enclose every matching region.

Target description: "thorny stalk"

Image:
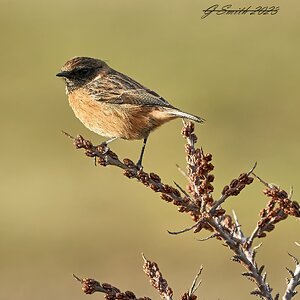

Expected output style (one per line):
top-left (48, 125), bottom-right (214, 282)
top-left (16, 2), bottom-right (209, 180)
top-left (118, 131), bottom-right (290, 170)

top-left (67, 122), bottom-right (300, 300)
top-left (283, 252), bottom-right (300, 300)
top-left (74, 255), bottom-right (200, 300)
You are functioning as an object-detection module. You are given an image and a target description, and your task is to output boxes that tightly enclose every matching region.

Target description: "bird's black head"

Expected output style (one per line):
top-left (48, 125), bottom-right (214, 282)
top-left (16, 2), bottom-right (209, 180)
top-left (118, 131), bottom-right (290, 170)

top-left (56, 57), bottom-right (108, 92)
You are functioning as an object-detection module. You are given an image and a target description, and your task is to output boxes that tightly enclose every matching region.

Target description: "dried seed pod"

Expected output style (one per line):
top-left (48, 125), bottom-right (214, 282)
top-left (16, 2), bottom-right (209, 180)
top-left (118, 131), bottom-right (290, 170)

top-left (222, 185), bottom-right (230, 195)
top-left (150, 184), bottom-right (161, 192)
top-left (161, 194), bottom-right (173, 202)
top-left (97, 157), bottom-right (108, 166)
top-left (123, 158), bottom-right (135, 168)
top-left (85, 150), bottom-right (95, 157)
top-left (205, 153), bottom-right (212, 161)
top-left (149, 173), bottom-right (161, 183)
top-left (125, 291), bottom-right (136, 299)
top-left (83, 139), bottom-right (93, 148)
top-left (123, 170), bottom-right (135, 178)
top-left (230, 179), bottom-right (239, 188)
top-left (246, 177), bottom-right (254, 184)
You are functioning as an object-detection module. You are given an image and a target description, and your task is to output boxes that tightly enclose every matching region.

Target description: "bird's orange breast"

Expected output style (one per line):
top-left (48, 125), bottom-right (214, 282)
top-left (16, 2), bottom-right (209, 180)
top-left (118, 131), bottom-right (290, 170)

top-left (68, 89), bottom-right (175, 140)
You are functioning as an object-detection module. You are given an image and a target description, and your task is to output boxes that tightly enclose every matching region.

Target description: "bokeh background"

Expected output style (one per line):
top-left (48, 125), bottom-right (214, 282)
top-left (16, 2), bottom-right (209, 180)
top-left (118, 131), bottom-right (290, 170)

top-left (0, 0), bottom-right (299, 299)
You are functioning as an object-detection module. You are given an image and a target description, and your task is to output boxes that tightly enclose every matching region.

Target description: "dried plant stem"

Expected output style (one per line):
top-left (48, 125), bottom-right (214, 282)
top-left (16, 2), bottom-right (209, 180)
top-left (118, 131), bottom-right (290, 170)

top-left (210, 162), bottom-right (257, 214)
top-left (142, 254), bottom-right (173, 300)
top-left (283, 253), bottom-right (300, 300)
top-left (284, 264), bottom-right (300, 300)
top-left (67, 122), bottom-right (300, 300)
top-left (188, 266), bottom-right (203, 296)
top-left (207, 216), bottom-right (273, 299)
top-left (65, 133), bottom-right (200, 214)
top-left (73, 255), bottom-right (179, 300)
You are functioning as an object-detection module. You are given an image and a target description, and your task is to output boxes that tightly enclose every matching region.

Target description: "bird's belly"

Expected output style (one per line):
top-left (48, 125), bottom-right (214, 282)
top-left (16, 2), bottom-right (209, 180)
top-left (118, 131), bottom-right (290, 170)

top-left (68, 92), bottom-right (168, 140)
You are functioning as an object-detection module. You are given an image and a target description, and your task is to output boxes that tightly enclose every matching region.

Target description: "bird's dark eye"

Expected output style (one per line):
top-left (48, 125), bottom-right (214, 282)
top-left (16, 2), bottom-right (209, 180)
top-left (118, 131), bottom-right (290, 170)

top-left (76, 68), bottom-right (92, 77)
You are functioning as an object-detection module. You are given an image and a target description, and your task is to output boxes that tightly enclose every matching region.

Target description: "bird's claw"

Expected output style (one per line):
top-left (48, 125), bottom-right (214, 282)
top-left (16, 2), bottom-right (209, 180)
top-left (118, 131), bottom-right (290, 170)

top-left (136, 160), bottom-right (143, 171)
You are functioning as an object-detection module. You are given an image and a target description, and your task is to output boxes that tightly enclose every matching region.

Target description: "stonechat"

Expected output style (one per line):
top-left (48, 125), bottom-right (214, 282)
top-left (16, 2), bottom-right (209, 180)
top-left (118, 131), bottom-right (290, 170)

top-left (56, 57), bottom-right (204, 167)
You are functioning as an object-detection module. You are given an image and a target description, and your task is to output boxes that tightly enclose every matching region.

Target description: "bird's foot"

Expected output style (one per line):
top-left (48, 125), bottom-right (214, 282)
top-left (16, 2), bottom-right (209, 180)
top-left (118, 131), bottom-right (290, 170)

top-left (92, 142), bottom-right (110, 166)
top-left (95, 142), bottom-right (110, 155)
top-left (136, 159), bottom-right (144, 171)
top-left (96, 137), bottom-right (117, 156)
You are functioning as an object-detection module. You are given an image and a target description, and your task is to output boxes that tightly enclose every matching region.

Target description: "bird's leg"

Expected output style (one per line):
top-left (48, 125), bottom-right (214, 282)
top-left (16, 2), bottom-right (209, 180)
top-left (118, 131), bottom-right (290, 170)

top-left (136, 137), bottom-right (148, 170)
top-left (100, 137), bottom-right (118, 153)
top-left (103, 137), bottom-right (118, 145)
top-left (94, 137), bottom-right (118, 166)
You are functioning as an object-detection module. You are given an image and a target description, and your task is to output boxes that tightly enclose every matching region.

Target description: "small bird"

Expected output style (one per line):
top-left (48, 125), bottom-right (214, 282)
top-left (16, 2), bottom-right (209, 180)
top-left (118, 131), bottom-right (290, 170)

top-left (56, 57), bottom-right (204, 167)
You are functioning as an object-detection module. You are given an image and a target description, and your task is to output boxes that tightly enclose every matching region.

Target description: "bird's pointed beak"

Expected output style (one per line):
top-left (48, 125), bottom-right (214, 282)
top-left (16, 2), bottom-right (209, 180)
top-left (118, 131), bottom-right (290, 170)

top-left (56, 71), bottom-right (71, 78)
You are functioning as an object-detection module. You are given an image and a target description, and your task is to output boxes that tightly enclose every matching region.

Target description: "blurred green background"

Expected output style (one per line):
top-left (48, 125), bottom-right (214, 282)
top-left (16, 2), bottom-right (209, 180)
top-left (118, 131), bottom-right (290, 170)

top-left (0, 0), bottom-right (299, 299)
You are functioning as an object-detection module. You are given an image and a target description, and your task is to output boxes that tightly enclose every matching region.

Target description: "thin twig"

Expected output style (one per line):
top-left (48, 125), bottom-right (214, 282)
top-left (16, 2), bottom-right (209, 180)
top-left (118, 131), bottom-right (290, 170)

top-left (168, 222), bottom-right (200, 235)
top-left (73, 274), bottom-right (108, 294)
top-left (211, 162), bottom-right (257, 213)
top-left (252, 172), bottom-right (272, 188)
top-left (62, 130), bottom-right (75, 139)
top-left (196, 233), bottom-right (219, 242)
top-left (176, 164), bottom-right (189, 181)
top-left (73, 273), bottom-right (83, 283)
top-left (66, 134), bottom-right (199, 214)
top-left (247, 225), bottom-right (261, 248)
top-left (188, 266), bottom-right (203, 296)
top-left (232, 210), bottom-right (245, 240)
top-left (289, 186), bottom-right (294, 200)
top-left (173, 181), bottom-right (191, 199)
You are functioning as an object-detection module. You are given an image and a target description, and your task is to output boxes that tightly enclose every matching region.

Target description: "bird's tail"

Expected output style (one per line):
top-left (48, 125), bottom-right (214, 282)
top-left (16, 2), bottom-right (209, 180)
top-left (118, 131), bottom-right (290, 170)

top-left (168, 109), bottom-right (205, 123)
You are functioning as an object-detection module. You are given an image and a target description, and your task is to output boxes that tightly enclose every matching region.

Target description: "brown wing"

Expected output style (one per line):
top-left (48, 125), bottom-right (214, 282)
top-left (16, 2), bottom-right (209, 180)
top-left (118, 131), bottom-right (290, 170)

top-left (87, 69), bottom-right (174, 108)
top-left (118, 89), bottom-right (175, 108)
